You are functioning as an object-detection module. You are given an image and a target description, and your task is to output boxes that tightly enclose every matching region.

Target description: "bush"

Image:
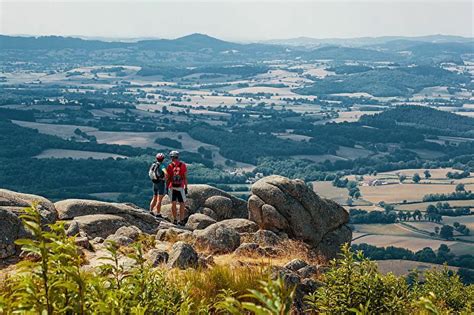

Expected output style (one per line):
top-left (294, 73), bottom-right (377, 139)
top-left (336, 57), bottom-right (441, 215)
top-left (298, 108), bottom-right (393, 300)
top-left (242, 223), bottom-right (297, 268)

top-left (306, 244), bottom-right (411, 314)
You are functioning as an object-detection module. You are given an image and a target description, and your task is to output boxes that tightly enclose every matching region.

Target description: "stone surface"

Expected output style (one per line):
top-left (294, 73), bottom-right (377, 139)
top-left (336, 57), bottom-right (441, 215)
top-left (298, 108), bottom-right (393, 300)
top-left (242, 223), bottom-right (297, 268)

top-left (72, 214), bottom-right (129, 239)
top-left (75, 236), bottom-right (93, 250)
top-left (114, 225), bottom-right (142, 240)
top-left (105, 234), bottom-right (134, 247)
top-left (55, 199), bottom-right (159, 235)
top-left (248, 175), bottom-right (351, 258)
top-left (185, 213), bottom-right (216, 230)
top-left (0, 189), bottom-right (58, 259)
top-left (234, 242), bottom-right (265, 257)
top-left (251, 230), bottom-right (282, 246)
top-left (0, 209), bottom-right (21, 259)
top-left (298, 265), bottom-right (318, 279)
top-left (161, 185), bottom-right (248, 221)
top-left (0, 189), bottom-right (58, 224)
top-left (194, 223), bottom-right (241, 254)
top-left (156, 227), bottom-right (189, 242)
top-left (167, 241), bottom-right (198, 269)
top-left (284, 259), bottom-right (308, 272)
top-left (146, 249), bottom-right (169, 267)
top-left (213, 219), bottom-right (259, 234)
top-left (66, 221), bottom-right (80, 237)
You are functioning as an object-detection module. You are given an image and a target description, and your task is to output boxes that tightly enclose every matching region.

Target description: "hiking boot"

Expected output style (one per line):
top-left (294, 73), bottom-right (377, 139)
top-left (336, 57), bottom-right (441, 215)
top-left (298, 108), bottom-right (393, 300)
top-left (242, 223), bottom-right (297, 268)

top-left (154, 213), bottom-right (163, 219)
top-left (173, 219), bottom-right (178, 225)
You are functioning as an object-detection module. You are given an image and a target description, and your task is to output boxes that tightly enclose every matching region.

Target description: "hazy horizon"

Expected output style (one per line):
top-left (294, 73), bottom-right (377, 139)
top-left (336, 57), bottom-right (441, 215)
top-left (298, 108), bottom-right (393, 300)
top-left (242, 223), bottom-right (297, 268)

top-left (0, 0), bottom-right (472, 41)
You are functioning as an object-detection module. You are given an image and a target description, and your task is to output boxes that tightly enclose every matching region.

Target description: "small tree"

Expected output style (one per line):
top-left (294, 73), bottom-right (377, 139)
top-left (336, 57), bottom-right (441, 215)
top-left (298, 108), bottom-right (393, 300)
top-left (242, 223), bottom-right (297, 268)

top-left (424, 170), bottom-right (431, 179)
top-left (412, 173), bottom-right (421, 183)
top-left (455, 183), bottom-right (465, 192)
top-left (439, 225), bottom-right (454, 239)
top-left (399, 174), bottom-right (407, 183)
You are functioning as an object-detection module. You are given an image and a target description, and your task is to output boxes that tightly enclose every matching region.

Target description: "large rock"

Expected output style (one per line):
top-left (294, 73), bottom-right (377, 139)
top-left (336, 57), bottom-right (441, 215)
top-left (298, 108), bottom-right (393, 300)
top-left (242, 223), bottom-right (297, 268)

top-left (0, 189), bottom-right (58, 224)
top-left (248, 175), bottom-right (351, 258)
top-left (0, 189), bottom-right (58, 258)
top-left (55, 199), bottom-right (159, 235)
top-left (162, 185), bottom-right (248, 221)
top-left (213, 219), bottom-right (259, 234)
top-left (105, 225), bottom-right (142, 246)
top-left (72, 214), bottom-right (129, 239)
top-left (185, 213), bottom-right (216, 230)
top-left (0, 210), bottom-right (21, 259)
top-left (167, 241), bottom-right (198, 269)
top-left (194, 223), bottom-right (241, 254)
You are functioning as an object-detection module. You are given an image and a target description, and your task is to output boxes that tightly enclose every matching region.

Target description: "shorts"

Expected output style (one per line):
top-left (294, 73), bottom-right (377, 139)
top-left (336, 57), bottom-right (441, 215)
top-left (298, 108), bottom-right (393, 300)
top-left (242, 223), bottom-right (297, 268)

top-left (170, 187), bottom-right (186, 203)
top-left (152, 181), bottom-right (166, 196)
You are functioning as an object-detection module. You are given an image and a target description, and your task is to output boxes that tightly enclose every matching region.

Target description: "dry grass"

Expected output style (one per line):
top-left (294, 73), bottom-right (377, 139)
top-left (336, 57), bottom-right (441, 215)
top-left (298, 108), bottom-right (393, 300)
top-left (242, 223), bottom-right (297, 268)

top-left (168, 264), bottom-right (268, 308)
top-left (352, 234), bottom-right (474, 255)
top-left (376, 259), bottom-right (459, 276)
top-left (35, 149), bottom-right (127, 160)
top-left (394, 200), bottom-right (474, 211)
top-left (359, 183), bottom-right (466, 204)
top-left (352, 224), bottom-right (422, 237)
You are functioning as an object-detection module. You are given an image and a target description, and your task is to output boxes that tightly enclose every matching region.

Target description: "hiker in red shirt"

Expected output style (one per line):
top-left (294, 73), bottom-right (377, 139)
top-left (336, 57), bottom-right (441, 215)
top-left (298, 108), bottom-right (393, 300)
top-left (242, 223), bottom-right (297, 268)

top-left (166, 151), bottom-right (188, 226)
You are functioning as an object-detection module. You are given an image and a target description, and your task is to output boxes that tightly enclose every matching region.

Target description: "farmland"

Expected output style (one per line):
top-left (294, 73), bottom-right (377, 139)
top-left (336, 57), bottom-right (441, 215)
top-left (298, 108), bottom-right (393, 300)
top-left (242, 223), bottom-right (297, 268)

top-left (0, 34), bottom-right (473, 270)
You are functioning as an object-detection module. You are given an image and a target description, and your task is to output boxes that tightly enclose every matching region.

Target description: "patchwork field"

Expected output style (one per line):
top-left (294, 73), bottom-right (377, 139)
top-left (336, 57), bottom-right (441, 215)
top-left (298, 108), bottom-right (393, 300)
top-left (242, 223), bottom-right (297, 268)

top-left (395, 200), bottom-right (474, 211)
top-left (312, 181), bottom-right (349, 204)
top-left (359, 183), bottom-right (471, 204)
top-left (376, 260), bottom-right (459, 276)
top-left (35, 149), bottom-right (127, 160)
top-left (353, 223), bottom-right (423, 237)
top-left (352, 234), bottom-right (473, 255)
top-left (12, 120), bottom-right (98, 139)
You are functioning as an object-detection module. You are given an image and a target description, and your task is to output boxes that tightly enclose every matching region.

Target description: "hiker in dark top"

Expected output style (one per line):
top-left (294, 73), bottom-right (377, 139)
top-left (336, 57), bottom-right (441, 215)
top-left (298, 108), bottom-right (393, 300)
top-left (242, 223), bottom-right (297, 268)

top-left (148, 153), bottom-right (167, 218)
top-left (166, 150), bottom-right (188, 226)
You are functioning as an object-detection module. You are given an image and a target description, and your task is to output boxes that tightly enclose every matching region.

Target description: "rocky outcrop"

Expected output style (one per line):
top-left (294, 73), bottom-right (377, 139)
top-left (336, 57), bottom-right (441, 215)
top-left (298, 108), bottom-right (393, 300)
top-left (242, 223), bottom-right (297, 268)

top-left (0, 189), bottom-right (58, 259)
top-left (194, 223), bottom-right (241, 254)
top-left (0, 210), bottom-right (21, 259)
top-left (72, 214), bottom-right (129, 239)
top-left (212, 219), bottom-right (259, 234)
top-left (248, 175), bottom-right (351, 258)
top-left (185, 213), bottom-right (216, 230)
top-left (167, 241), bottom-right (198, 269)
top-left (161, 185), bottom-right (247, 221)
top-left (105, 225), bottom-right (142, 246)
top-left (0, 189), bottom-right (58, 224)
top-left (55, 199), bottom-right (160, 235)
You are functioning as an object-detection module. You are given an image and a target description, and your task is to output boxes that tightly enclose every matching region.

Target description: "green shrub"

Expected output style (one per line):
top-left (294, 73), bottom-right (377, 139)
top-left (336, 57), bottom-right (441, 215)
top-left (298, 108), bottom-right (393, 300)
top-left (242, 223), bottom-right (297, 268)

top-left (214, 277), bottom-right (295, 315)
top-left (306, 243), bottom-right (411, 314)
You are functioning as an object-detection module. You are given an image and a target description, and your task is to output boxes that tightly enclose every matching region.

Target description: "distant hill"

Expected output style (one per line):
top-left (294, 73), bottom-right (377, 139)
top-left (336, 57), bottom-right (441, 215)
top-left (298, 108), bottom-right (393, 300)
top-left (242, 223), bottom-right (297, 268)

top-left (261, 35), bottom-right (474, 48)
top-left (296, 65), bottom-right (469, 97)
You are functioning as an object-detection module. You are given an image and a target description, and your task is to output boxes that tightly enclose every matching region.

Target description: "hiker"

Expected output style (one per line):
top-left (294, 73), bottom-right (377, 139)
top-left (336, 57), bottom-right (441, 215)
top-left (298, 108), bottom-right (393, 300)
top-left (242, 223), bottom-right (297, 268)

top-left (166, 150), bottom-right (188, 226)
top-left (149, 153), bottom-right (167, 218)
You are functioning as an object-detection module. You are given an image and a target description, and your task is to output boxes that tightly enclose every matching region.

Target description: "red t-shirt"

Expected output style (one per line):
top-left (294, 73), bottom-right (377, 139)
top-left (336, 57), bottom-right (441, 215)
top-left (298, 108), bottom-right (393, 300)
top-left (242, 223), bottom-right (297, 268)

top-left (167, 161), bottom-right (187, 188)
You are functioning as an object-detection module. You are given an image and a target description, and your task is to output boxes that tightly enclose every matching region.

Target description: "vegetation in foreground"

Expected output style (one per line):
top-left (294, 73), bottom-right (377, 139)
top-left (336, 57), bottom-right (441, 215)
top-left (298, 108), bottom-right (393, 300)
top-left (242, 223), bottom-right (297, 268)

top-left (0, 205), bottom-right (473, 314)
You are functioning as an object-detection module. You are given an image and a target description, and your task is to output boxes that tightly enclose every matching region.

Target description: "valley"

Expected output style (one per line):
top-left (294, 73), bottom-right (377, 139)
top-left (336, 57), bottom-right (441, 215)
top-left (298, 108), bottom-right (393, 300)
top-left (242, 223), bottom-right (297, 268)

top-left (1, 33), bottom-right (474, 282)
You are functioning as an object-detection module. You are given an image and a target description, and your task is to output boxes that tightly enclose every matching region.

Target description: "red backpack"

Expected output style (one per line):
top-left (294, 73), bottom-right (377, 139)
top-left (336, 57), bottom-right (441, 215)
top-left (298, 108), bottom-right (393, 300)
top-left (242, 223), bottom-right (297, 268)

top-left (171, 162), bottom-right (184, 187)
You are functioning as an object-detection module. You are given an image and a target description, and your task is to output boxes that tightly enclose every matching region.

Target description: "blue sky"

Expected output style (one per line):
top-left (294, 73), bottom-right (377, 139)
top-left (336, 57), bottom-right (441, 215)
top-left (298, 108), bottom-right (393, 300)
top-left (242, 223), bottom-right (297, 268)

top-left (0, 0), bottom-right (472, 40)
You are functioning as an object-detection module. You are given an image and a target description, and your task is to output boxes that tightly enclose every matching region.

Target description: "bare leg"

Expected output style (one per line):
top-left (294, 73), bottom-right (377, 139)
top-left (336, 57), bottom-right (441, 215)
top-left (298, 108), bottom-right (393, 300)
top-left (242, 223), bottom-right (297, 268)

top-left (156, 195), bottom-right (165, 214)
top-left (171, 201), bottom-right (177, 222)
top-left (150, 195), bottom-right (158, 214)
top-left (179, 202), bottom-right (186, 222)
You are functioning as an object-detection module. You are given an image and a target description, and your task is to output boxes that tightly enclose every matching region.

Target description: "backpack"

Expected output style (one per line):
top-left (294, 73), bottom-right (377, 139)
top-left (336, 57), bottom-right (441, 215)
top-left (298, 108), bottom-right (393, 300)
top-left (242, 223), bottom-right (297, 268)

top-left (170, 162), bottom-right (184, 187)
top-left (149, 162), bottom-right (165, 183)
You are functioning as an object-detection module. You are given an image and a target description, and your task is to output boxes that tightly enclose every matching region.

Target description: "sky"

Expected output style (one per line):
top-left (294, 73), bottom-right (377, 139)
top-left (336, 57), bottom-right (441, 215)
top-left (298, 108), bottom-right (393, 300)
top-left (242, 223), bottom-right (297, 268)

top-left (0, 0), bottom-right (472, 41)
